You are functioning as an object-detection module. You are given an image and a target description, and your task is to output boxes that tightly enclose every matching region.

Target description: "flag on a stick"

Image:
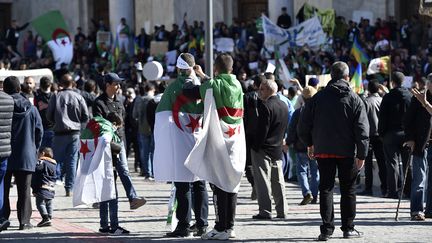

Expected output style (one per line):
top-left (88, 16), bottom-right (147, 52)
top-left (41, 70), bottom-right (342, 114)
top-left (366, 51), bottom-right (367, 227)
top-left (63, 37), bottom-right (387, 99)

top-left (350, 37), bottom-right (369, 64)
top-left (367, 56), bottom-right (390, 75)
top-left (350, 63), bottom-right (364, 94)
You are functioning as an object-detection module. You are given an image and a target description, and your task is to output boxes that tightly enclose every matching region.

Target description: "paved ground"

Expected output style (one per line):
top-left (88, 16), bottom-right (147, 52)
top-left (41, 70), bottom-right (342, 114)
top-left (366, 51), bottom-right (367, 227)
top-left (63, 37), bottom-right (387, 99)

top-left (1, 158), bottom-right (432, 242)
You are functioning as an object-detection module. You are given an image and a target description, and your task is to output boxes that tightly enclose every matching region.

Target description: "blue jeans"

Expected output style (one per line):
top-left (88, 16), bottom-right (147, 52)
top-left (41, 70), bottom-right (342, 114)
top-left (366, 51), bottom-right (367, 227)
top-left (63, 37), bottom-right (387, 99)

top-left (424, 145), bottom-right (432, 215)
top-left (0, 158), bottom-right (7, 218)
top-left (52, 134), bottom-right (80, 190)
top-left (35, 196), bottom-right (53, 218)
top-left (40, 129), bottom-right (54, 150)
top-left (411, 152), bottom-right (428, 214)
top-left (296, 152), bottom-right (319, 197)
top-left (137, 133), bottom-right (154, 177)
top-left (116, 142), bottom-right (137, 201)
top-left (100, 172), bottom-right (118, 229)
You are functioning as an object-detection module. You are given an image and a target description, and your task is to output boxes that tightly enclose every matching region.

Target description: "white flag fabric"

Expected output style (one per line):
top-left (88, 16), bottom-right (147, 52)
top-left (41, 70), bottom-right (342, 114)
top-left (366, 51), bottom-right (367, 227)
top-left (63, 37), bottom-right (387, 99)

top-left (262, 15), bottom-right (326, 56)
top-left (184, 89), bottom-right (246, 193)
top-left (47, 36), bottom-right (73, 69)
top-left (73, 134), bottom-right (116, 207)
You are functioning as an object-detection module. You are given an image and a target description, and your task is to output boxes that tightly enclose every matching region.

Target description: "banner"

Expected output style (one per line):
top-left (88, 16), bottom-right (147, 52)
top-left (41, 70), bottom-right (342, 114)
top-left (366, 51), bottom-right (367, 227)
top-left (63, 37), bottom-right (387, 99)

top-left (0, 68), bottom-right (53, 86)
top-left (262, 15), bottom-right (326, 56)
top-left (214, 38), bottom-right (235, 52)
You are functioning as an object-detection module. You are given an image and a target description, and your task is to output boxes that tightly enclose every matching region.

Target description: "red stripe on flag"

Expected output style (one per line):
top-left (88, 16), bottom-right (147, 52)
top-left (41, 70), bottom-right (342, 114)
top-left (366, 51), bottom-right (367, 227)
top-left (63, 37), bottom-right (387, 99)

top-left (217, 107), bottom-right (243, 118)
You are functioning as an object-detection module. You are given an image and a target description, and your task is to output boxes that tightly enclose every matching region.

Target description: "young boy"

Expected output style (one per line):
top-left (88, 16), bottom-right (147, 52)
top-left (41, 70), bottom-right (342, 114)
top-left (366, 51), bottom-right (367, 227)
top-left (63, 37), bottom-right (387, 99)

top-left (31, 148), bottom-right (57, 227)
top-left (98, 112), bottom-right (130, 235)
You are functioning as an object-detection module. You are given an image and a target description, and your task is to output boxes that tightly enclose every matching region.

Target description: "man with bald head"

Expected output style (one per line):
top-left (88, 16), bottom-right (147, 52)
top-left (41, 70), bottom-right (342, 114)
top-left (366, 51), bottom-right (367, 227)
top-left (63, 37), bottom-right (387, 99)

top-left (47, 73), bottom-right (89, 196)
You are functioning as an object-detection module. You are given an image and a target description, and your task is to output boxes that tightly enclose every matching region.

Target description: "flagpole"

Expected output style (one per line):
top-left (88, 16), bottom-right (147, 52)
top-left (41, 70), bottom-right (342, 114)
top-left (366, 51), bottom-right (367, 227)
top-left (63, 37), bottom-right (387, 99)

top-left (205, 0), bottom-right (214, 78)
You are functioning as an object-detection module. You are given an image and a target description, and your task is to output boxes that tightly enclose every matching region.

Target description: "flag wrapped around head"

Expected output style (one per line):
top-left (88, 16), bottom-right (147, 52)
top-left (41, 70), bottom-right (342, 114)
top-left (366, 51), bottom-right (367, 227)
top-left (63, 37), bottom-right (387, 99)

top-left (350, 37), bottom-right (369, 64)
top-left (31, 11), bottom-right (73, 69)
top-left (350, 63), bottom-right (364, 94)
top-left (367, 56), bottom-right (390, 75)
top-left (72, 116), bottom-right (120, 207)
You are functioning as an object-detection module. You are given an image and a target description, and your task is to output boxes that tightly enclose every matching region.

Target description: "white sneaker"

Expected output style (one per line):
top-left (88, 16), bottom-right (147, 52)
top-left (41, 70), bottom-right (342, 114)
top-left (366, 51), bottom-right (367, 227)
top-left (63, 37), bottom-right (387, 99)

top-left (227, 229), bottom-right (236, 238)
top-left (201, 229), bottom-right (229, 240)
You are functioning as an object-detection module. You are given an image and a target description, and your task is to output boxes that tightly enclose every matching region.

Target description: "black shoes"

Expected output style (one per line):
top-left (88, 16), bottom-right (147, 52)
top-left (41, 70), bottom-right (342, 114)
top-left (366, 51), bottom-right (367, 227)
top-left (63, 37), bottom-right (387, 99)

top-left (252, 214), bottom-right (272, 220)
top-left (299, 193), bottom-right (313, 205)
top-left (19, 223), bottom-right (34, 230)
top-left (99, 227), bottom-right (110, 234)
top-left (37, 216), bottom-right (52, 227)
top-left (317, 233), bottom-right (332, 241)
top-left (189, 224), bottom-right (207, 236)
top-left (0, 218), bottom-right (10, 232)
top-left (166, 228), bottom-right (192, 237)
top-left (343, 229), bottom-right (363, 238)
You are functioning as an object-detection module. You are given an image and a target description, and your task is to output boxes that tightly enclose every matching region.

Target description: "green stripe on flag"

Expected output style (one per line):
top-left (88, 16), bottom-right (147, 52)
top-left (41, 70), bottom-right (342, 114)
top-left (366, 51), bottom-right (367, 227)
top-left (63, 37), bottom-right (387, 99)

top-left (31, 10), bottom-right (70, 42)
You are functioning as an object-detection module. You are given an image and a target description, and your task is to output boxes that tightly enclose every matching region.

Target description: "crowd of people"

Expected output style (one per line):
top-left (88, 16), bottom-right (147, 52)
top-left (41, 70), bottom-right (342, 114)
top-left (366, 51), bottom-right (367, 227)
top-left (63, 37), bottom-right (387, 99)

top-left (0, 9), bottom-right (431, 241)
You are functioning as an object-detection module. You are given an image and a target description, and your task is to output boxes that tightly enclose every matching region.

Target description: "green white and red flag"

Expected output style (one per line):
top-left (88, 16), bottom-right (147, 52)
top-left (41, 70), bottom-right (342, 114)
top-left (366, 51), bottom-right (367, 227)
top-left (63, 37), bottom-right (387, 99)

top-left (73, 116), bottom-right (120, 207)
top-left (31, 11), bottom-right (73, 69)
top-left (153, 75), bottom-right (204, 182)
top-left (184, 74), bottom-right (246, 193)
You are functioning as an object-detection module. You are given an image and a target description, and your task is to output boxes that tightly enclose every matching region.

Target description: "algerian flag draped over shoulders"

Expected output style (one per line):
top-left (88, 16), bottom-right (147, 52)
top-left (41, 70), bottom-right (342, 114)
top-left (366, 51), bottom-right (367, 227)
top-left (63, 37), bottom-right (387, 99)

top-left (184, 74), bottom-right (246, 193)
top-left (31, 10), bottom-right (73, 69)
top-left (153, 75), bottom-right (204, 182)
top-left (73, 116), bottom-right (120, 207)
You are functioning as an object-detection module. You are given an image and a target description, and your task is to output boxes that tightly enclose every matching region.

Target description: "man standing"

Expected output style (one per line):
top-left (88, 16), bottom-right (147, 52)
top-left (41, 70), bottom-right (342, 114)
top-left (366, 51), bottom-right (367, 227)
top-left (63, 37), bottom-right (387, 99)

top-left (153, 53), bottom-right (208, 237)
top-left (404, 76), bottom-right (432, 221)
top-left (34, 77), bottom-right (54, 149)
top-left (360, 80), bottom-right (387, 196)
top-left (5, 20), bottom-right (29, 57)
top-left (378, 72), bottom-right (412, 199)
top-left (298, 62), bottom-right (369, 241)
top-left (251, 78), bottom-right (288, 219)
top-left (277, 7), bottom-right (292, 29)
top-left (116, 18), bottom-right (130, 56)
top-left (47, 74), bottom-right (89, 196)
top-left (3, 76), bottom-right (43, 230)
top-left (93, 73), bottom-right (147, 210)
top-left (0, 86), bottom-right (13, 231)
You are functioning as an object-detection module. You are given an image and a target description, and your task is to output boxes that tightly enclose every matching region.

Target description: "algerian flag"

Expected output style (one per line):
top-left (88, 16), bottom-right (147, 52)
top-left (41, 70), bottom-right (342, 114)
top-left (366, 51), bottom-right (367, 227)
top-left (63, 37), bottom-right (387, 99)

top-left (367, 56), bottom-right (390, 75)
top-left (31, 11), bottom-right (73, 69)
top-left (73, 117), bottom-right (120, 207)
top-left (153, 75), bottom-right (203, 182)
top-left (184, 74), bottom-right (246, 193)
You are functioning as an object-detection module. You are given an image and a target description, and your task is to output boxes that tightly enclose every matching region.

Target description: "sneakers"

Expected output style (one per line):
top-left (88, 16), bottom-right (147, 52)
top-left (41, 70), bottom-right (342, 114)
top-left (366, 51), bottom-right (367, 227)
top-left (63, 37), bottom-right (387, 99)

top-left (99, 227), bottom-right (110, 234)
top-left (252, 214), bottom-right (272, 220)
top-left (110, 226), bottom-right (130, 235)
top-left (311, 197), bottom-right (318, 204)
top-left (299, 193), bottom-right (313, 205)
top-left (201, 229), bottom-right (229, 240)
top-left (227, 228), bottom-right (236, 238)
top-left (317, 233), bottom-right (332, 241)
top-left (130, 197), bottom-right (147, 210)
top-left (0, 218), bottom-right (10, 232)
top-left (19, 223), bottom-right (34, 230)
top-left (144, 176), bottom-right (155, 181)
top-left (343, 229), bottom-right (363, 238)
top-left (411, 213), bottom-right (426, 221)
top-left (65, 189), bottom-right (72, 197)
top-left (166, 228), bottom-right (192, 237)
top-left (37, 216), bottom-right (52, 227)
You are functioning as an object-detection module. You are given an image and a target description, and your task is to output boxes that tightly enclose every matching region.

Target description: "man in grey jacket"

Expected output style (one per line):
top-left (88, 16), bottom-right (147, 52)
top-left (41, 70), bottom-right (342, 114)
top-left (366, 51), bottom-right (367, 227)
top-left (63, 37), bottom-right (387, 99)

top-left (47, 74), bottom-right (89, 196)
top-left (359, 80), bottom-right (387, 196)
top-left (0, 86), bottom-right (13, 232)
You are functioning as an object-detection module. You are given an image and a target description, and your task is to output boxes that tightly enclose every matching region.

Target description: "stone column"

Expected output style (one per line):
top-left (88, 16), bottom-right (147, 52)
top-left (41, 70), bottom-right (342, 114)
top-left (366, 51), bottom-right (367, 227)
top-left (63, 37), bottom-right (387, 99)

top-left (224, 0), bottom-right (233, 26)
top-left (109, 0), bottom-right (134, 36)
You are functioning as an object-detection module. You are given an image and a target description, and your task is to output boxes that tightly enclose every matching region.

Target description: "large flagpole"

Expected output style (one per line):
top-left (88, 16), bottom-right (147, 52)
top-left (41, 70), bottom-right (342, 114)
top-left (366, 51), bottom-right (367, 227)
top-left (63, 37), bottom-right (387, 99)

top-left (205, 0), bottom-right (214, 78)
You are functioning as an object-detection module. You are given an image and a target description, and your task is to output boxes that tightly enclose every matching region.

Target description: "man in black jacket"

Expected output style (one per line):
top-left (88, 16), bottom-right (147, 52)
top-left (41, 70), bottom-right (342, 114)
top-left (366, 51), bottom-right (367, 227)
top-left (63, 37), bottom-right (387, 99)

top-left (0, 87), bottom-right (13, 232)
top-left (251, 78), bottom-right (288, 219)
top-left (93, 73), bottom-right (146, 210)
top-left (404, 77), bottom-right (432, 221)
top-left (298, 61), bottom-right (369, 241)
top-left (5, 20), bottom-right (29, 57)
top-left (34, 77), bottom-right (54, 149)
top-left (3, 76), bottom-right (43, 230)
top-left (378, 71), bottom-right (412, 199)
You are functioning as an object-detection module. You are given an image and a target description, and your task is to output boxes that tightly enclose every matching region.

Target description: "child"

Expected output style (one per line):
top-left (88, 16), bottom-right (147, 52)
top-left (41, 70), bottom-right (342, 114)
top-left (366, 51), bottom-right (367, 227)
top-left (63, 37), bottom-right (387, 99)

top-left (31, 147), bottom-right (57, 227)
top-left (98, 112), bottom-right (130, 235)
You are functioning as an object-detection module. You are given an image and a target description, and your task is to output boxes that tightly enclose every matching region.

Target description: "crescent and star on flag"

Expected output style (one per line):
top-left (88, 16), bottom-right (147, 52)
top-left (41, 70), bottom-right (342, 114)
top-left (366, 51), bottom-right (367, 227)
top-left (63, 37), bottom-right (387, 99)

top-left (52, 28), bottom-right (71, 46)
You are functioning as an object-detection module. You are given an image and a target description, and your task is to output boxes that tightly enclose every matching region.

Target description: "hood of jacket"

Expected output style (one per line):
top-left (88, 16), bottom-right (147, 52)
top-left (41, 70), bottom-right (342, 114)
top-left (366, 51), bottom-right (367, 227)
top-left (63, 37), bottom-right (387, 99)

top-left (11, 93), bottom-right (32, 118)
top-left (326, 79), bottom-right (352, 98)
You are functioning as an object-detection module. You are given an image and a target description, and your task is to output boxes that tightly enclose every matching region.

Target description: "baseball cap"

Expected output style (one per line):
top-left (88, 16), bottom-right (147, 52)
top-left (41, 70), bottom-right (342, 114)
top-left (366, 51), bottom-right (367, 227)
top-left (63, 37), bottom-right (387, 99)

top-left (104, 72), bottom-right (124, 83)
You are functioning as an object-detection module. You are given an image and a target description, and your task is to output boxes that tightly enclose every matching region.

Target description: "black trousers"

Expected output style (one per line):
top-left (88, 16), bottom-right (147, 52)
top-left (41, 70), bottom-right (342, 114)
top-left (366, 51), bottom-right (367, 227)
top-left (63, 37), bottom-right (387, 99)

top-left (317, 158), bottom-right (358, 235)
top-left (245, 138), bottom-right (254, 187)
top-left (3, 170), bottom-right (33, 225)
top-left (211, 185), bottom-right (237, 232)
top-left (174, 181), bottom-right (208, 230)
top-left (383, 131), bottom-right (411, 197)
top-left (364, 136), bottom-right (387, 193)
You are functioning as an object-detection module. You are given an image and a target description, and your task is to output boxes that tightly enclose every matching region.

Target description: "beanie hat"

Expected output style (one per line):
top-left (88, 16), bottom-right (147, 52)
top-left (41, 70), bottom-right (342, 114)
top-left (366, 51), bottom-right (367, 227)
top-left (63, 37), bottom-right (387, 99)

top-left (308, 77), bottom-right (319, 87)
